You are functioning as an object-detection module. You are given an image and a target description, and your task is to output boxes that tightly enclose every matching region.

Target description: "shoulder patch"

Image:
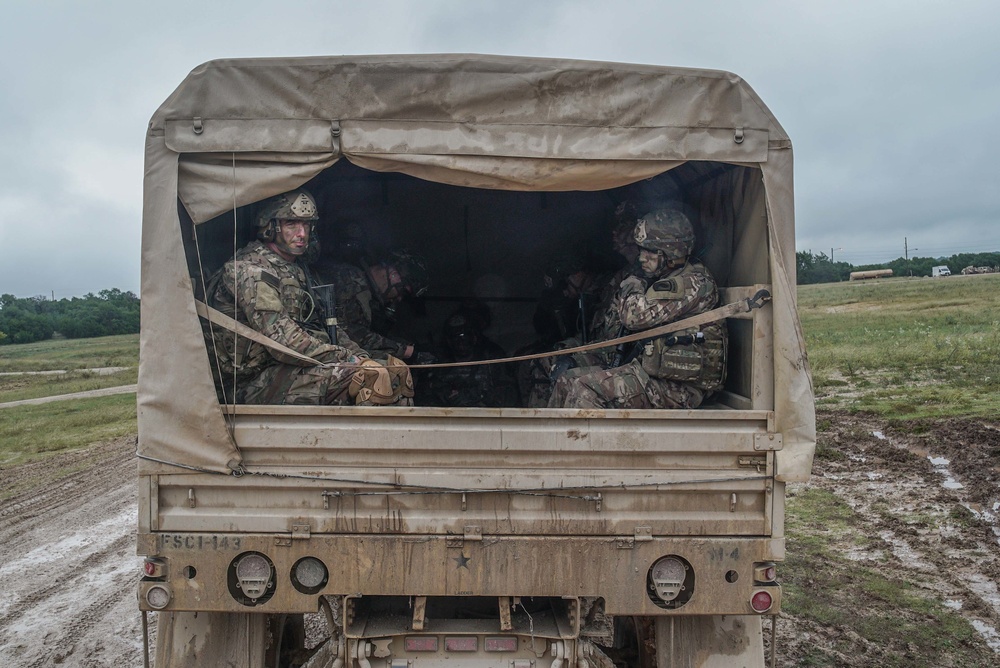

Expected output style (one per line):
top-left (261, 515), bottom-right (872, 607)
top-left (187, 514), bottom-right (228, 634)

top-left (260, 271), bottom-right (281, 290)
top-left (646, 276), bottom-right (690, 300)
top-left (253, 278), bottom-right (284, 312)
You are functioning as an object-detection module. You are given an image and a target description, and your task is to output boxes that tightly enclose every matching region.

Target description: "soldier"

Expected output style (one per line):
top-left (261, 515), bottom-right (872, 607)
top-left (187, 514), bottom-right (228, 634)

top-left (548, 208), bottom-right (727, 410)
top-left (422, 308), bottom-right (519, 408)
top-left (315, 250), bottom-right (430, 361)
top-left (207, 189), bottom-right (412, 406)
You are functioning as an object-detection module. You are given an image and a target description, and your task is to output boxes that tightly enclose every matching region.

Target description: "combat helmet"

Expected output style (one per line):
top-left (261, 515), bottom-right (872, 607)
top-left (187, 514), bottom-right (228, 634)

top-left (256, 189), bottom-right (320, 241)
top-left (632, 208), bottom-right (695, 262)
top-left (543, 250), bottom-right (588, 288)
top-left (387, 250), bottom-right (430, 298)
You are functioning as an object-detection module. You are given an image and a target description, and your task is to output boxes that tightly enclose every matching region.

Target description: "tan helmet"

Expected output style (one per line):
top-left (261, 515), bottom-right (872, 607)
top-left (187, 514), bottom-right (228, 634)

top-left (256, 189), bottom-right (319, 241)
top-left (632, 208), bottom-right (695, 262)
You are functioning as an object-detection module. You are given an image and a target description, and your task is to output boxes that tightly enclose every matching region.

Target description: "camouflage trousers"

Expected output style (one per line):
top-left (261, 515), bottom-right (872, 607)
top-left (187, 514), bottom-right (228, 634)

top-left (238, 362), bottom-right (411, 406)
top-left (547, 360), bottom-right (705, 410)
top-left (521, 337), bottom-right (610, 408)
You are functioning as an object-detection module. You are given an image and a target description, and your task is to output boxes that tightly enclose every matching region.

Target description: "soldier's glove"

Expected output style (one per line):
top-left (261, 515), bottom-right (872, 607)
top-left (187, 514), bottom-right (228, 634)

top-left (549, 354), bottom-right (577, 382)
top-left (349, 359), bottom-right (396, 406)
top-left (384, 355), bottom-right (415, 400)
top-left (618, 275), bottom-right (646, 296)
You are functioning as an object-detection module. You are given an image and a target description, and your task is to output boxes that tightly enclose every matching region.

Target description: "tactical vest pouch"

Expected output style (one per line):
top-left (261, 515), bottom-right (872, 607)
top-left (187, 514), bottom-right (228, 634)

top-left (640, 323), bottom-right (727, 391)
top-left (640, 328), bottom-right (704, 382)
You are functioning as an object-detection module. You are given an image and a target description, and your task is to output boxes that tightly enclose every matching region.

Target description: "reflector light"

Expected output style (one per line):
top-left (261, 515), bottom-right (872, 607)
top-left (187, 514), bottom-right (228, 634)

top-left (235, 553), bottom-right (272, 598)
top-left (753, 562), bottom-right (777, 582)
top-left (650, 556), bottom-right (687, 601)
top-left (146, 584), bottom-right (171, 610)
top-left (293, 557), bottom-right (327, 589)
top-left (143, 558), bottom-right (165, 578)
top-left (445, 636), bottom-right (478, 652)
top-left (404, 636), bottom-right (439, 652)
top-left (750, 590), bottom-right (773, 613)
top-left (485, 637), bottom-right (518, 652)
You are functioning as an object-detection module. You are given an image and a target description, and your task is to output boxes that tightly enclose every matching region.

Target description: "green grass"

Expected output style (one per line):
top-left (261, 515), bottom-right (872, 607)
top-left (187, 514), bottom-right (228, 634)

top-left (0, 367), bottom-right (138, 403)
top-left (0, 393), bottom-right (137, 466)
top-left (800, 274), bottom-right (1000, 420)
top-left (0, 333), bottom-right (138, 372)
top-left (0, 334), bottom-right (138, 465)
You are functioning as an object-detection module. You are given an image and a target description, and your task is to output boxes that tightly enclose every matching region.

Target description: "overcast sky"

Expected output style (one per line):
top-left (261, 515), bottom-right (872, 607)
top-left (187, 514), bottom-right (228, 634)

top-left (1, 0), bottom-right (998, 298)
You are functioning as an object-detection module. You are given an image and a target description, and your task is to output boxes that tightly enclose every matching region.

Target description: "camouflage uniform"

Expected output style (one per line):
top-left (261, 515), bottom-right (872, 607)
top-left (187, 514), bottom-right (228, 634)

top-left (548, 260), bottom-right (727, 410)
top-left (320, 262), bottom-right (412, 359)
top-left (421, 312), bottom-right (519, 408)
top-left (521, 268), bottom-right (626, 408)
top-left (207, 240), bottom-right (371, 405)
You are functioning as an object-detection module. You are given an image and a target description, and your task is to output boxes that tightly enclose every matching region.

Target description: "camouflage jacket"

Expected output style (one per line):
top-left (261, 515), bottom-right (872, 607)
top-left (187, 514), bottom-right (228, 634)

top-left (612, 261), bottom-right (727, 391)
top-left (319, 262), bottom-right (411, 358)
top-left (208, 241), bottom-right (366, 381)
top-left (614, 261), bottom-right (718, 330)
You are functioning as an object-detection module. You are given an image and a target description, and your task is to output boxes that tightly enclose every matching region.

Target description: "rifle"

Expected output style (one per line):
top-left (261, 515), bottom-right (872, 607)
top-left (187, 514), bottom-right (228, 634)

top-left (311, 283), bottom-right (339, 344)
top-left (610, 325), bottom-right (630, 367)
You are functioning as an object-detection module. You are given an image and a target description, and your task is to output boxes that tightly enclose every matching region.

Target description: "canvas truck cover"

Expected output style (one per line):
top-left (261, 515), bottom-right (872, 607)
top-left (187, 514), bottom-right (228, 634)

top-left (139, 53), bottom-right (814, 479)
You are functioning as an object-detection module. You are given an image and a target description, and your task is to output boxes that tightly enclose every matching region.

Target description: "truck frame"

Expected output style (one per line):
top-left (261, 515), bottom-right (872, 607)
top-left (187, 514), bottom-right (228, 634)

top-left (137, 54), bottom-right (815, 667)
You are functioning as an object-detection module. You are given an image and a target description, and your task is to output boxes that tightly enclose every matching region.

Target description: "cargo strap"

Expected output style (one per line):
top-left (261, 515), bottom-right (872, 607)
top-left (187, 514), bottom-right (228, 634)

top-left (196, 289), bottom-right (770, 370)
top-left (412, 288), bottom-right (771, 369)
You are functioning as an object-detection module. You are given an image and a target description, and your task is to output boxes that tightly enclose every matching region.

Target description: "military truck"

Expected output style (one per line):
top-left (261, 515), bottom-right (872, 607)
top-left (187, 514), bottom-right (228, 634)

top-left (137, 54), bottom-right (815, 667)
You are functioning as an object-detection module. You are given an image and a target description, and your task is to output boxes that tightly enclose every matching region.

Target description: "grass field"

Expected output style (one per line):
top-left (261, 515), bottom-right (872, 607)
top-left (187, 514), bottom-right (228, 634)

top-left (800, 273), bottom-right (1000, 420)
top-left (0, 333), bottom-right (138, 465)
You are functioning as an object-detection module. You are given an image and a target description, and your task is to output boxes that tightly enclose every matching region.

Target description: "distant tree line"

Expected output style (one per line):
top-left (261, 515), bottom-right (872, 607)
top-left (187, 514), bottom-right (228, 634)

top-left (796, 251), bottom-right (1000, 285)
top-left (0, 289), bottom-right (140, 345)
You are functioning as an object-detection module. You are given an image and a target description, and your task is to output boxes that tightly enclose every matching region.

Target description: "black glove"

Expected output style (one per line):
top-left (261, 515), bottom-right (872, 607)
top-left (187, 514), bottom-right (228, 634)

top-left (549, 355), bottom-right (577, 382)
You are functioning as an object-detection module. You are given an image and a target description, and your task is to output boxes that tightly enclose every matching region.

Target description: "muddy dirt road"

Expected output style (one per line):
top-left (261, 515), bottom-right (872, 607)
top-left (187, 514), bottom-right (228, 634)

top-left (0, 437), bottom-right (147, 667)
top-left (1, 413), bottom-right (998, 667)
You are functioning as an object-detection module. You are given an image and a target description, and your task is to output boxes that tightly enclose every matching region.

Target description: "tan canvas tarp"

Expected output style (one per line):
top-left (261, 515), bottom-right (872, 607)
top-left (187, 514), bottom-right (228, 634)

top-left (140, 54), bottom-right (814, 479)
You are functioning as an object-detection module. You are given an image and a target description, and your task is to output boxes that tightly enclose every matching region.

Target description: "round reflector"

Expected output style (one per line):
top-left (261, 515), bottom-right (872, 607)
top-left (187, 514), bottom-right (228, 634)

top-left (650, 556), bottom-right (687, 602)
top-left (750, 590), bottom-right (773, 613)
top-left (292, 557), bottom-right (328, 594)
top-left (146, 584), bottom-right (171, 610)
top-left (236, 553), bottom-right (270, 581)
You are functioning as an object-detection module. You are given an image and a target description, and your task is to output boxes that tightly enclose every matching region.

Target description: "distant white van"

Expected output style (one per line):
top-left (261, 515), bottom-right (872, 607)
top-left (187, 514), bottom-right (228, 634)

top-left (932, 266), bottom-right (951, 277)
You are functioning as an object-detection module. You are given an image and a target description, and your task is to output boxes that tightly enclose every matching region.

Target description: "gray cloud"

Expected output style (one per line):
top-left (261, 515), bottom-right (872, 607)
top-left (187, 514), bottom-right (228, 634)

top-left (2, 0), bottom-right (998, 297)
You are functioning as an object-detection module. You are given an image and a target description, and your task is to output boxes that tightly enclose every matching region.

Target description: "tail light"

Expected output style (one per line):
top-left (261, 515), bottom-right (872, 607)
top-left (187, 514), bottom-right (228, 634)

top-left (145, 584), bottom-right (172, 610)
top-left (750, 590), bottom-right (773, 613)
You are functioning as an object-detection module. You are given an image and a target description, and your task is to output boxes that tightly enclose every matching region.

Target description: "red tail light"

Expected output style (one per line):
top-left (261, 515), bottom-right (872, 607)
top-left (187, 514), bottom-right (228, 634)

top-left (750, 590), bottom-right (773, 612)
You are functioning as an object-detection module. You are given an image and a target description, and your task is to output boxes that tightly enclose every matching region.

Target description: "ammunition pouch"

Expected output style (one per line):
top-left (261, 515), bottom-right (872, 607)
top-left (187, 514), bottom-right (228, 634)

top-left (639, 322), bottom-right (727, 391)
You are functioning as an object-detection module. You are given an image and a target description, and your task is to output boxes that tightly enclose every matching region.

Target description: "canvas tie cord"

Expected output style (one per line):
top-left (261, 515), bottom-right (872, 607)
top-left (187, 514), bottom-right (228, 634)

top-left (194, 289), bottom-right (770, 371)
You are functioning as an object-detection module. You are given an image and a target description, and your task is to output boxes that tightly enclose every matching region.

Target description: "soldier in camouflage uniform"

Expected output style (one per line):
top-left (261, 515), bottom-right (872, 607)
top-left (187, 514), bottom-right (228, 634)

top-left (548, 208), bottom-right (727, 410)
top-left (422, 309), bottom-right (519, 408)
top-left (315, 251), bottom-right (429, 361)
top-left (207, 189), bottom-right (412, 406)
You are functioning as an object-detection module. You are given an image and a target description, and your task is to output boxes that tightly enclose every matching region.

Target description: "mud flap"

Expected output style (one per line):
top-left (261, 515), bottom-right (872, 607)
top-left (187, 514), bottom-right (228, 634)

top-left (655, 615), bottom-right (764, 668)
top-left (155, 611), bottom-right (268, 667)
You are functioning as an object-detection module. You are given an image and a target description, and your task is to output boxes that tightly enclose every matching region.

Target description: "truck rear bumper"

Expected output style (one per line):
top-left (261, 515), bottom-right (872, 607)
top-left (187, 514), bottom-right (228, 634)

top-left (138, 532), bottom-right (782, 616)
